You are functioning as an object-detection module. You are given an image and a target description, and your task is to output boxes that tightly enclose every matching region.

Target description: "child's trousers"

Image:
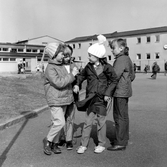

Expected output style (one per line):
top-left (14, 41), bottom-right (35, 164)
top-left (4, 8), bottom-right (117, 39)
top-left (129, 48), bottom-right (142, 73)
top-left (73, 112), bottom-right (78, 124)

top-left (80, 111), bottom-right (107, 147)
top-left (63, 103), bottom-right (76, 142)
top-left (47, 106), bottom-right (67, 143)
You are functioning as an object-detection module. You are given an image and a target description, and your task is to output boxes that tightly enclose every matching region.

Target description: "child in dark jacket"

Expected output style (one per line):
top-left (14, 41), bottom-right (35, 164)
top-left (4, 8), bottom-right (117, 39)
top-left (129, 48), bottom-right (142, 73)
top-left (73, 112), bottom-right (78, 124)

top-left (73, 35), bottom-right (117, 154)
top-left (107, 38), bottom-right (135, 151)
top-left (43, 43), bottom-right (79, 155)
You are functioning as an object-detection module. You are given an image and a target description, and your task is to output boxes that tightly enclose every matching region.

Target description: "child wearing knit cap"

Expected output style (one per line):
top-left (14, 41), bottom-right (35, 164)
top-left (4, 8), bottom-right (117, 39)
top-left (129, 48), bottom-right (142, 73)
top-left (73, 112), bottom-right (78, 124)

top-left (43, 42), bottom-right (79, 155)
top-left (73, 35), bottom-right (118, 154)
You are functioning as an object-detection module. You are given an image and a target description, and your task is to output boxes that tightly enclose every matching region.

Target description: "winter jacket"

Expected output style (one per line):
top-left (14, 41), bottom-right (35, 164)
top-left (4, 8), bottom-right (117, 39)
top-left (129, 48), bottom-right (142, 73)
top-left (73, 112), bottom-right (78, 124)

top-left (44, 59), bottom-right (75, 107)
top-left (75, 61), bottom-right (118, 115)
top-left (113, 53), bottom-right (135, 98)
top-left (165, 62), bottom-right (167, 71)
top-left (152, 64), bottom-right (160, 73)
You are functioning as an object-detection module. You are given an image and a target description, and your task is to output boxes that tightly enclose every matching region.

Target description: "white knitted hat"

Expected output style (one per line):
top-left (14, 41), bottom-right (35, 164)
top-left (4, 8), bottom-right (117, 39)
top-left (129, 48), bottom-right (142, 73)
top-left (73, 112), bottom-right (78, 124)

top-left (45, 43), bottom-right (60, 58)
top-left (88, 34), bottom-right (106, 58)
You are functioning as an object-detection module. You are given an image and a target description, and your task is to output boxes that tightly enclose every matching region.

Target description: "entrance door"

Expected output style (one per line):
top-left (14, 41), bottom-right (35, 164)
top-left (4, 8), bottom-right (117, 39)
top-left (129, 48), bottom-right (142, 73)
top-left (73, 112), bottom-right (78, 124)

top-left (25, 58), bottom-right (31, 72)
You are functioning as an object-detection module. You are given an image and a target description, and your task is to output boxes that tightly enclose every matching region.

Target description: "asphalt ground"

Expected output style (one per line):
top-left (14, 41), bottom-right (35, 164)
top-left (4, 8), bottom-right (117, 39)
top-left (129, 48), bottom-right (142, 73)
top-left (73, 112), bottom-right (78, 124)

top-left (0, 73), bottom-right (167, 167)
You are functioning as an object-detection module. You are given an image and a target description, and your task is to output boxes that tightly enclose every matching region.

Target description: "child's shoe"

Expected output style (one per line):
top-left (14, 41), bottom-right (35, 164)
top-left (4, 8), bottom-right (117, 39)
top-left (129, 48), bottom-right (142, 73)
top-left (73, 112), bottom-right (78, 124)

top-left (51, 143), bottom-right (61, 154)
top-left (43, 138), bottom-right (52, 155)
top-left (94, 145), bottom-right (105, 153)
top-left (58, 139), bottom-right (66, 147)
top-left (77, 146), bottom-right (87, 154)
top-left (66, 141), bottom-right (73, 150)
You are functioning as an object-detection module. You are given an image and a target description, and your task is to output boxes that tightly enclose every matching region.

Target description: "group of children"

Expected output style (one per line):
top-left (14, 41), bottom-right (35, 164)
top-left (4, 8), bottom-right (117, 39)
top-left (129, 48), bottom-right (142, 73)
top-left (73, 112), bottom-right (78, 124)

top-left (42, 35), bottom-right (135, 155)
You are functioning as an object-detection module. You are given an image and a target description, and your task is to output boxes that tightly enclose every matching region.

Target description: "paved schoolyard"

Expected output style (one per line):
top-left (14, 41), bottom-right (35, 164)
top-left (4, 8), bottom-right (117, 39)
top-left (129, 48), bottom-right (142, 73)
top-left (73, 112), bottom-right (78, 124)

top-left (0, 73), bottom-right (167, 167)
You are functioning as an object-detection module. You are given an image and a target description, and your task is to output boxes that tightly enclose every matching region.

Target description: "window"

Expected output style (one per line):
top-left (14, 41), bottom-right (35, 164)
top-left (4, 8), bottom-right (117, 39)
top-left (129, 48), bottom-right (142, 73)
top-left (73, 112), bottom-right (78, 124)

top-left (10, 58), bottom-right (16, 61)
top-left (78, 56), bottom-right (81, 60)
top-left (146, 53), bottom-right (151, 59)
top-left (147, 36), bottom-right (151, 43)
top-left (89, 43), bottom-right (92, 46)
top-left (3, 48), bottom-right (8, 51)
top-left (26, 49), bottom-right (31, 52)
top-left (38, 58), bottom-right (41, 61)
top-left (78, 43), bottom-right (81, 49)
top-left (18, 48), bottom-right (24, 52)
top-left (73, 44), bottom-right (75, 49)
top-left (40, 49), bottom-right (44, 53)
top-left (136, 54), bottom-right (141, 60)
top-left (32, 49), bottom-right (37, 53)
top-left (10, 48), bottom-right (17, 53)
top-left (155, 53), bottom-right (160, 59)
top-left (0, 58), bottom-right (1, 61)
top-left (137, 38), bottom-right (141, 44)
top-left (3, 58), bottom-right (9, 61)
top-left (44, 59), bottom-right (48, 61)
top-left (42, 42), bottom-right (48, 45)
top-left (108, 55), bottom-right (111, 60)
top-left (155, 35), bottom-right (160, 42)
top-left (0, 48), bottom-right (1, 51)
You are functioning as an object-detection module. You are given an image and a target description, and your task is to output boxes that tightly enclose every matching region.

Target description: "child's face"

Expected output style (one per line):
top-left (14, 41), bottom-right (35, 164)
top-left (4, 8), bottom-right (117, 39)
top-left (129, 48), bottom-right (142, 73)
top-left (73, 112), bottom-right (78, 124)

top-left (63, 47), bottom-right (72, 64)
top-left (54, 52), bottom-right (64, 63)
top-left (111, 42), bottom-right (123, 57)
top-left (88, 53), bottom-right (98, 64)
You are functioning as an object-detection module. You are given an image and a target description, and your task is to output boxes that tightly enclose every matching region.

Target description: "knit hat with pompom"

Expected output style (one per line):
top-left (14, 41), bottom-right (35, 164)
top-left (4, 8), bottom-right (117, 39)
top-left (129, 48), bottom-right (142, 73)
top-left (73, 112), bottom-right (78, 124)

top-left (87, 34), bottom-right (106, 58)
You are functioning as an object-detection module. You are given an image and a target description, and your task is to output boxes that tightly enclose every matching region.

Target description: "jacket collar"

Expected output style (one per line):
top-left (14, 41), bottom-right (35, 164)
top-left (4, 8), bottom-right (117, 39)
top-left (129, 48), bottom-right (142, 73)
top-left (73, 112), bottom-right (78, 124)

top-left (114, 52), bottom-right (127, 59)
top-left (48, 59), bottom-right (62, 66)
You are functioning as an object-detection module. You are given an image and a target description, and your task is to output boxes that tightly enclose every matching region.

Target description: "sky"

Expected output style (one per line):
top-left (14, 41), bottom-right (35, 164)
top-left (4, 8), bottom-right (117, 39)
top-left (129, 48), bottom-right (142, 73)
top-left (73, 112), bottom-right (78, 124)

top-left (0, 0), bottom-right (167, 43)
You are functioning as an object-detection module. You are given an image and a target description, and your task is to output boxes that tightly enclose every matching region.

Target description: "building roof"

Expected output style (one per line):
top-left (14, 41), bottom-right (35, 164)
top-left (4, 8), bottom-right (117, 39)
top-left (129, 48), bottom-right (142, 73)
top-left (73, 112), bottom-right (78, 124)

top-left (65, 26), bottom-right (167, 43)
top-left (15, 35), bottom-right (64, 44)
top-left (0, 42), bottom-right (44, 48)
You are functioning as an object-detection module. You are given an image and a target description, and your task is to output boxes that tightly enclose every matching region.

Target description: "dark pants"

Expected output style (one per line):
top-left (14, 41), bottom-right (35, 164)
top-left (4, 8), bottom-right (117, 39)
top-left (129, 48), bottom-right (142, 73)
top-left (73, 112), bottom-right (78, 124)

top-left (113, 97), bottom-right (129, 146)
top-left (151, 72), bottom-right (157, 79)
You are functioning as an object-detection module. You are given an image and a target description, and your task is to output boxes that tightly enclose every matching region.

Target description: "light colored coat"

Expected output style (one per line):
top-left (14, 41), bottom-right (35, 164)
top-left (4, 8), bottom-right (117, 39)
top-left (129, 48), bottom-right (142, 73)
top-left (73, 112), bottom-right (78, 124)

top-left (44, 59), bottom-right (75, 107)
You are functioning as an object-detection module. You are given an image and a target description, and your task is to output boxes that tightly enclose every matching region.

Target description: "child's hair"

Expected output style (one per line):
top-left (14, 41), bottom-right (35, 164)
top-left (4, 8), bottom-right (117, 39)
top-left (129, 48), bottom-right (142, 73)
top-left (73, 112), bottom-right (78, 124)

top-left (99, 57), bottom-right (108, 65)
top-left (66, 44), bottom-right (73, 55)
top-left (52, 43), bottom-right (66, 59)
top-left (109, 38), bottom-right (129, 56)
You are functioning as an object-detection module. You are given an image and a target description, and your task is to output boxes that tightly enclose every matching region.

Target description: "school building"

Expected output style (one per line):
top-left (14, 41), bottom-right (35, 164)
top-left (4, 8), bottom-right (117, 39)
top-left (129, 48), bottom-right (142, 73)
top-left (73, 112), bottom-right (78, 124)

top-left (1, 26), bottom-right (167, 73)
top-left (0, 35), bottom-right (64, 73)
top-left (66, 26), bottom-right (167, 72)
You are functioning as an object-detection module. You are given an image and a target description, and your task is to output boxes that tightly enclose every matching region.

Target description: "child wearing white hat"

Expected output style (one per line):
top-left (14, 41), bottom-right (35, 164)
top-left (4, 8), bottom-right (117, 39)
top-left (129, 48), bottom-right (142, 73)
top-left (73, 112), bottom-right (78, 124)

top-left (43, 42), bottom-right (79, 155)
top-left (73, 35), bottom-right (118, 154)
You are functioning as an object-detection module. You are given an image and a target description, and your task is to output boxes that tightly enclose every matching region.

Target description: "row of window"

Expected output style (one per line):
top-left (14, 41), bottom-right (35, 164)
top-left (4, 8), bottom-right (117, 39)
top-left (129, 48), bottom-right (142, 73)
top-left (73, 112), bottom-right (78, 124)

top-left (0, 58), bottom-right (48, 62)
top-left (71, 35), bottom-right (160, 50)
top-left (136, 53), bottom-right (160, 60)
top-left (137, 35), bottom-right (160, 43)
top-left (0, 48), bottom-right (44, 53)
top-left (0, 58), bottom-right (16, 61)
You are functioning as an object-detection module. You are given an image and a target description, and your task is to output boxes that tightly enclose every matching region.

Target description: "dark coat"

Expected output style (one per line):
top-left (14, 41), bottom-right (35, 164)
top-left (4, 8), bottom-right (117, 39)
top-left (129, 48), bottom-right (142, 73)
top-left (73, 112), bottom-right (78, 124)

top-left (75, 61), bottom-right (117, 115)
top-left (165, 62), bottom-right (167, 71)
top-left (113, 53), bottom-right (135, 98)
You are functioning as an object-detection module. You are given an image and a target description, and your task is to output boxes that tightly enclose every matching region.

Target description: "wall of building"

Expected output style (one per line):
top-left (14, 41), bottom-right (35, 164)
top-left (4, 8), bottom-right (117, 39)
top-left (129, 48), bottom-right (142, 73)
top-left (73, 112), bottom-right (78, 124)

top-left (71, 33), bottom-right (167, 72)
top-left (0, 62), bottom-right (18, 73)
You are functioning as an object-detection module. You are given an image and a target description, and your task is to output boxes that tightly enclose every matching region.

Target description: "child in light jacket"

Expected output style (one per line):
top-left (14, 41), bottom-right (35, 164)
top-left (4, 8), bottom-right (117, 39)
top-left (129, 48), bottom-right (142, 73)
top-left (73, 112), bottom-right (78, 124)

top-left (43, 43), bottom-right (78, 155)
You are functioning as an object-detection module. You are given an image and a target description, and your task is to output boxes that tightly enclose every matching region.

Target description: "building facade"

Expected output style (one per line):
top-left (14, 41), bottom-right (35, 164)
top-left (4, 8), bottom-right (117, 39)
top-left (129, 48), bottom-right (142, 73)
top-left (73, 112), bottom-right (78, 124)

top-left (0, 35), bottom-right (63, 73)
top-left (66, 26), bottom-right (167, 72)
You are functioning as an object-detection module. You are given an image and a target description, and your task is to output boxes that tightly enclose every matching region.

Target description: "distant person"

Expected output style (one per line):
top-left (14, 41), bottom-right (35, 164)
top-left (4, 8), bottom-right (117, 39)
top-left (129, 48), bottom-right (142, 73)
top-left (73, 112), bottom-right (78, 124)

top-left (151, 62), bottom-right (160, 79)
top-left (107, 38), bottom-right (135, 151)
top-left (144, 65), bottom-right (149, 74)
top-left (73, 35), bottom-right (117, 154)
top-left (164, 61), bottom-right (167, 76)
top-left (43, 42), bottom-right (79, 155)
top-left (36, 64), bottom-right (40, 72)
top-left (133, 63), bottom-right (137, 72)
top-left (18, 59), bottom-right (25, 74)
